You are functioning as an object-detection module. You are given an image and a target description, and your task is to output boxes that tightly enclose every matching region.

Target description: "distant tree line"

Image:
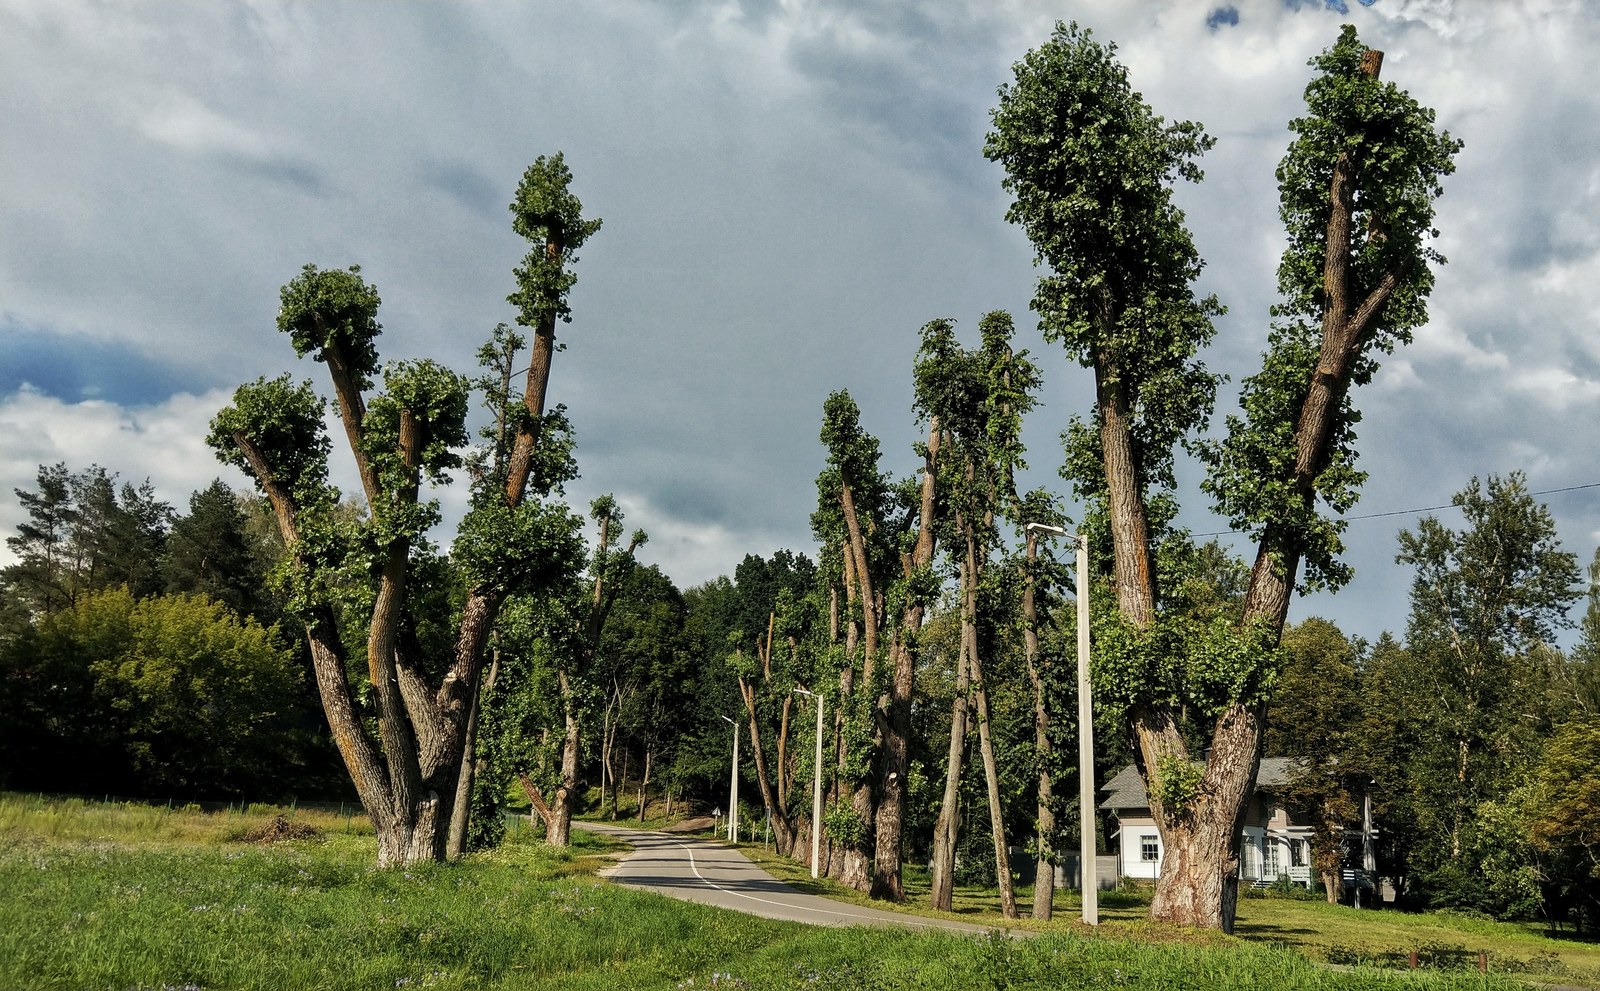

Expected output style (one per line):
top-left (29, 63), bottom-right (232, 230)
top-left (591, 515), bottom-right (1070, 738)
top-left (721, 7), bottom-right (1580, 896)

top-left (0, 466), bottom-right (343, 799)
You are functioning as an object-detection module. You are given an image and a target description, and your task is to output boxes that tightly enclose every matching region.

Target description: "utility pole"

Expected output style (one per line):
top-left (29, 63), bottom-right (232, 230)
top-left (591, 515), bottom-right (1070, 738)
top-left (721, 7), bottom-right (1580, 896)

top-left (720, 714), bottom-right (740, 843)
top-left (1024, 521), bottom-right (1098, 925)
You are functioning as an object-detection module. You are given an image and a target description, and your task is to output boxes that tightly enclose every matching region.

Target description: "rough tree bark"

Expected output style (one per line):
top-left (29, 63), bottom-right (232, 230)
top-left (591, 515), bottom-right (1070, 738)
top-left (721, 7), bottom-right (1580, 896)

top-left (871, 421), bottom-right (939, 901)
top-left (1149, 49), bottom-right (1420, 933)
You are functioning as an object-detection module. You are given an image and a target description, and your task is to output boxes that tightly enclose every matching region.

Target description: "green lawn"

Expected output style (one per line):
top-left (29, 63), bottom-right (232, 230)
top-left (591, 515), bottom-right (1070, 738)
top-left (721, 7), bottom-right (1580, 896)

top-left (739, 841), bottom-right (1600, 986)
top-left (0, 794), bottom-right (1570, 990)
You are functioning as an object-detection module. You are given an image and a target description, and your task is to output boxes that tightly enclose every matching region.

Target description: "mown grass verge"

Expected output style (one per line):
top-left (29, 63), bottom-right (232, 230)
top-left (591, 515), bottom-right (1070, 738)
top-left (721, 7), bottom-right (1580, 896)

top-left (0, 794), bottom-right (1547, 990)
top-left (740, 841), bottom-right (1600, 987)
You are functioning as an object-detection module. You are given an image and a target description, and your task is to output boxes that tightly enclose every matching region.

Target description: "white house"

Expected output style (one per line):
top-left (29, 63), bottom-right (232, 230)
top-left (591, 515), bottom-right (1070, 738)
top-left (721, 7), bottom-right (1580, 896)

top-left (1099, 757), bottom-right (1378, 893)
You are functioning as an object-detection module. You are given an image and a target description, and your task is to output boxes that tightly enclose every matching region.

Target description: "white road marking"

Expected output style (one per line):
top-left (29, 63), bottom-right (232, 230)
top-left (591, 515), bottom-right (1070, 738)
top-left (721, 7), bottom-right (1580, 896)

top-left (674, 843), bottom-right (957, 930)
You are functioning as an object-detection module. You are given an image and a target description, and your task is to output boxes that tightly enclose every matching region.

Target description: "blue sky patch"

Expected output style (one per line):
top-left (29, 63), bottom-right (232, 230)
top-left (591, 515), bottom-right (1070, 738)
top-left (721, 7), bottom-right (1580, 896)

top-left (0, 320), bottom-right (198, 405)
top-left (1207, 6), bottom-right (1240, 30)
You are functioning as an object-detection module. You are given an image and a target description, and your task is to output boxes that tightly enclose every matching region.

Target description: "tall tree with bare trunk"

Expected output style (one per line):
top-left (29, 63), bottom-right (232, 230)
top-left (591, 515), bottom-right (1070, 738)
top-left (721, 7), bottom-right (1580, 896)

top-left (913, 313), bottom-right (1039, 917)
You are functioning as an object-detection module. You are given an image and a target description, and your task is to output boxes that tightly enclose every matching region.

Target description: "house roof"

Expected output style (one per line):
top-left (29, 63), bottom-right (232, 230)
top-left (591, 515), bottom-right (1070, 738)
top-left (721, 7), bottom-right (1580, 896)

top-left (1099, 757), bottom-right (1304, 811)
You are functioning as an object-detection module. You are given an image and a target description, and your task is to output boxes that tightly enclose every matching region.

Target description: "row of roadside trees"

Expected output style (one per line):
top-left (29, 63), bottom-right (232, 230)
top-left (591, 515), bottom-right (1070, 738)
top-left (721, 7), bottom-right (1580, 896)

top-left (7, 19), bottom-right (1597, 935)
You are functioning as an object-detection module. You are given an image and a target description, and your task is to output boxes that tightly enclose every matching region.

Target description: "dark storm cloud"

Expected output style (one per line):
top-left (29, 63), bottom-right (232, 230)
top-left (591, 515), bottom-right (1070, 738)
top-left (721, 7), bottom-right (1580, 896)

top-left (217, 151), bottom-right (327, 197)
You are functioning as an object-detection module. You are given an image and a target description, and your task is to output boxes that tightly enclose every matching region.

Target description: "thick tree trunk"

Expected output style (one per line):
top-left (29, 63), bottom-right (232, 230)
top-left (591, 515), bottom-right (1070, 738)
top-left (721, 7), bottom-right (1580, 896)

top-left (840, 782), bottom-right (874, 892)
top-left (1147, 702), bottom-right (1260, 930)
top-left (374, 795), bottom-right (447, 868)
top-left (547, 681), bottom-right (580, 847)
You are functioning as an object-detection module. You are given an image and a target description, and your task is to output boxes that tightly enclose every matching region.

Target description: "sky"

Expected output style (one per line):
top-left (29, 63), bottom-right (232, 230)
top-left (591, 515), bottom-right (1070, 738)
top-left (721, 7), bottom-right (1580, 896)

top-left (3, 0), bottom-right (1598, 648)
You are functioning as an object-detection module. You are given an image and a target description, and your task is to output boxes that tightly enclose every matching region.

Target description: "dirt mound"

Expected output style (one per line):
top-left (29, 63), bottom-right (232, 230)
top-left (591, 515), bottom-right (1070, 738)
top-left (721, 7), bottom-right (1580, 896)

top-left (661, 816), bottom-right (717, 834)
top-left (238, 814), bottom-right (324, 843)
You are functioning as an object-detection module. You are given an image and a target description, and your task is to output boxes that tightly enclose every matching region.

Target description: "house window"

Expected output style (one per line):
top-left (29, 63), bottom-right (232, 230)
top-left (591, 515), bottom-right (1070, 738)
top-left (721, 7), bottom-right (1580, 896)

top-left (1265, 841), bottom-right (1281, 878)
top-left (1290, 839), bottom-right (1307, 868)
top-left (1140, 835), bottom-right (1160, 862)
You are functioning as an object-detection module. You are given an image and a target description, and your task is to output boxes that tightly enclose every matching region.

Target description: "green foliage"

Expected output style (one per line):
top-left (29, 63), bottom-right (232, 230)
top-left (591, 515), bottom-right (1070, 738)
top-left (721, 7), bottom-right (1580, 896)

top-left (1151, 754), bottom-right (1204, 820)
top-left (1203, 25), bottom-right (1461, 593)
top-left (1361, 476), bottom-right (1581, 916)
top-left (1276, 26), bottom-right (1462, 336)
top-left (163, 480), bottom-right (276, 621)
top-left (27, 588), bottom-right (306, 797)
top-left (1399, 473), bottom-right (1579, 654)
top-left (276, 264), bottom-right (383, 390)
top-left (1091, 608), bottom-right (1281, 727)
top-left (823, 798), bottom-right (866, 848)
top-left (2, 463), bottom-right (174, 622)
top-left (987, 20), bottom-right (1220, 506)
top-left (208, 375), bottom-right (335, 511)
top-left (507, 152), bottom-right (603, 328)
top-left (817, 391), bottom-right (890, 523)
top-left (364, 359), bottom-right (470, 485)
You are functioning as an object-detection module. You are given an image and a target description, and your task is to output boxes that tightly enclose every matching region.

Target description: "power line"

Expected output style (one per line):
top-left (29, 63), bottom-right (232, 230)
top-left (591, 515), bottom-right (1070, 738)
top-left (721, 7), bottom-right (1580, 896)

top-left (1191, 481), bottom-right (1600, 538)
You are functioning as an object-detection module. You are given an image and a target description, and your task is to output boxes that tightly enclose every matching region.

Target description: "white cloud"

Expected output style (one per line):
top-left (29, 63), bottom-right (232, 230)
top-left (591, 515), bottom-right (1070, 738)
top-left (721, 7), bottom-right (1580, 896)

top-left (1508, 365), bottom-right (1600, 409)
top-left (0, 387), bottom-right (251, 564)
top-left (136, 91), bottom-right (273, 158)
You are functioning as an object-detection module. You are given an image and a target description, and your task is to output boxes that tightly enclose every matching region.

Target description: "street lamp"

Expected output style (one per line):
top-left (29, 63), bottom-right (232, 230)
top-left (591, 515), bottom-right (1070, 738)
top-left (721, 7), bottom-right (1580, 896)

top-left (720, 714), bottom-right (740, 843)
top-left (792, 686), bottom-right (825, 879)
top-left (1024, 520), bottom-right (1098, 926)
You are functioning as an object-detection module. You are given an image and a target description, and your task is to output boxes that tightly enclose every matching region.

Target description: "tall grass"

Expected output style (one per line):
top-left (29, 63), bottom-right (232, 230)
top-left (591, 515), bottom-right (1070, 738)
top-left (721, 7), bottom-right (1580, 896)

top-left (0, 795), bottom-right (1530, 990)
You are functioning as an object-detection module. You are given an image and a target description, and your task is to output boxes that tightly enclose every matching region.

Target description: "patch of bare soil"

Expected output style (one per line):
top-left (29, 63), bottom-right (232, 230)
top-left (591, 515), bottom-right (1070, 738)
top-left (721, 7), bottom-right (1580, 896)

top-left (236, 814), bottom-right (324, 843)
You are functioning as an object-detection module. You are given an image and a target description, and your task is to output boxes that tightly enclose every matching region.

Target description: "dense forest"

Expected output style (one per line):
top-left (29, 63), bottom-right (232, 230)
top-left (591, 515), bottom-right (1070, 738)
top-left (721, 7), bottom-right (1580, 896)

top-left (3, 21), bottom-right (1599, 937)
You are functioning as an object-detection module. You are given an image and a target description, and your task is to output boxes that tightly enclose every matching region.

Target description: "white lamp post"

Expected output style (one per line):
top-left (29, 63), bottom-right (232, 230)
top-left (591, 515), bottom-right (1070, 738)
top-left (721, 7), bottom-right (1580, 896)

top-left (720, 714), bottom-right (740, 843)
top-left (792, 686), bottom-right (825, 878)
top-left (1025, 521), bottom-right (1098, 926)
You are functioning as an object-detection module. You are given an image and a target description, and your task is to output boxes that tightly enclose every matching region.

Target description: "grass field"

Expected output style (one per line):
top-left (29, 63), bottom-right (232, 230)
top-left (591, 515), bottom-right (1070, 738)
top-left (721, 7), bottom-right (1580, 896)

top-left (0, 794), bottom-right (1580, 990)
top-left (739, 842), bottom-right (1600, 986)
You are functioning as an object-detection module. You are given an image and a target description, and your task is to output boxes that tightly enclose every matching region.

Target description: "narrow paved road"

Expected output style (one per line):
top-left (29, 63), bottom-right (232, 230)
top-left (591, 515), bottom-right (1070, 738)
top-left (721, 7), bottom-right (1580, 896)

top-left (578, 821), bottom-right (1004, 934)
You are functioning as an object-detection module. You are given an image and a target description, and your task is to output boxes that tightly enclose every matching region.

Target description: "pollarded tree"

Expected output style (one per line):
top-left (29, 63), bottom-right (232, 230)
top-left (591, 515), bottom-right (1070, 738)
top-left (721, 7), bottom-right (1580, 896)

top-left (1194, 26), bottom-right (1460, 927)
top-left (812, 390), bottom-right (899, 891)
top-left (209, 154), bottom-right (598, 866)
top-left (987, 19), bottom-right (1221, 925)
top-left (991, 23), bottom-right (1459, 930)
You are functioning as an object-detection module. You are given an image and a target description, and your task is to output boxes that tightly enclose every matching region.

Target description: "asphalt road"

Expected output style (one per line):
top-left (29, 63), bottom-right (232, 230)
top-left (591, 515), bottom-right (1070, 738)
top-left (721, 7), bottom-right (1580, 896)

top-left (578, 821), bottom-right (1005, 934)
